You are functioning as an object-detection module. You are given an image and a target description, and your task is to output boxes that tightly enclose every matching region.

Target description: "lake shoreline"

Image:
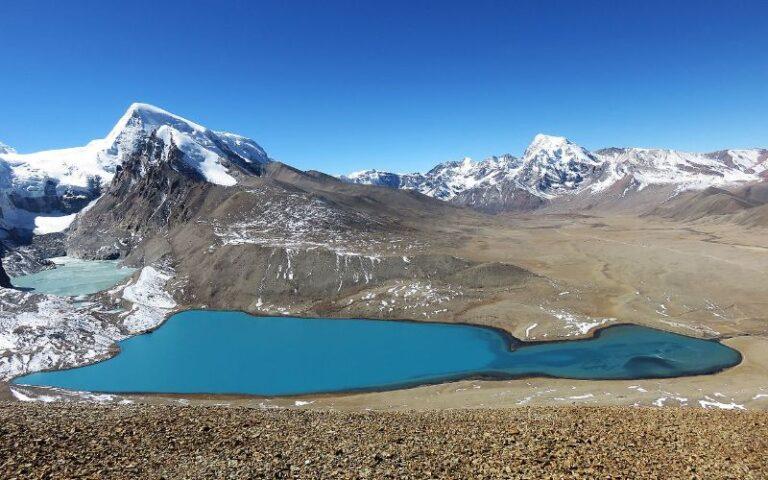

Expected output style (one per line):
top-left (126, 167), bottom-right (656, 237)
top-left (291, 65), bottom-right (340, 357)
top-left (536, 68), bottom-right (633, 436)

top-left (12, 311), bottom-right (743, 398)
top-left (4, 256), bottom-right (750, 403)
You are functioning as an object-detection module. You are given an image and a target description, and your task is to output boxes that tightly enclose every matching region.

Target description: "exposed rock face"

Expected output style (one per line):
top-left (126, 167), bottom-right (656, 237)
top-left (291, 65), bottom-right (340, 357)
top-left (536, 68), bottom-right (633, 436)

top-left (8, 178), bottom-right (99, 215)
top-left (0, 257), bottom-right (12, 288)
top-left (0, 232), bottom-right (66, 277)
top-left (452, 181), bottom-right (546, 213)
top-left (66, 132), bottom-right (237, 260)
top-left (64, 118), bottom-right (540, 318)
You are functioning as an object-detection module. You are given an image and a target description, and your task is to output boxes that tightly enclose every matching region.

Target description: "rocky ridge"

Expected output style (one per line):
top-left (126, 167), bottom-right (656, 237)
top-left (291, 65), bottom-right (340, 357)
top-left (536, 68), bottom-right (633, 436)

top-left (0, 258), bottom-right (11, 288)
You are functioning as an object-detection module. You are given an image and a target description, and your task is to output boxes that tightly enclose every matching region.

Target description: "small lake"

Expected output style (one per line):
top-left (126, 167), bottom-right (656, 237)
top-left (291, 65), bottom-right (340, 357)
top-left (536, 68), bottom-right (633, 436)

top-left (11, 257), bottom-right (136, 296)
top-left (14, 311), bottom-right (741, 396)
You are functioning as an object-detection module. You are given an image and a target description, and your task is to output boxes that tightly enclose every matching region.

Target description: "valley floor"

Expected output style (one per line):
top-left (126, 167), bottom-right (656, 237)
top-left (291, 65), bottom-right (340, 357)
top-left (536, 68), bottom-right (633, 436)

top-left (436, 213), bottom-right (768, 342)
top-left (4, 213), bottom-right (768, 410)
top-left (1, 402), bottom-right (766, 479)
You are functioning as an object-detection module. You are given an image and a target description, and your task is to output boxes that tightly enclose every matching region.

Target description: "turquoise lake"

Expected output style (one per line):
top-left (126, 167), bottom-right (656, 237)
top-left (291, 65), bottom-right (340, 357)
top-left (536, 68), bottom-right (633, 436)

top-left (11, 257), bottom-right (136, 297)
top-left (14, 310), bottom-right (741, 396)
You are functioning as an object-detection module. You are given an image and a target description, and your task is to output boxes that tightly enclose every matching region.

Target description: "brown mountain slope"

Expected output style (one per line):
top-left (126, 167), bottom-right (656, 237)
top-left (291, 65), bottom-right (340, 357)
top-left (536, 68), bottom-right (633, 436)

top-left (649, 183), bottom-right (768, 226)
top-left (733, 203), bottom-right (768, 227)
top-left (65, 135), bottom-right (547, 320)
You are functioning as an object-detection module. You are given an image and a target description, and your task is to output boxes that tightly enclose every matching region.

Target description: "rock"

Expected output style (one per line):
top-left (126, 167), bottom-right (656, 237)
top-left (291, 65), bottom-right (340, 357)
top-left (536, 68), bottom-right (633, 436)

top-left (0, 403), bottom-right (767, 479)
top-left (0, 258), bottom-right (12, 288)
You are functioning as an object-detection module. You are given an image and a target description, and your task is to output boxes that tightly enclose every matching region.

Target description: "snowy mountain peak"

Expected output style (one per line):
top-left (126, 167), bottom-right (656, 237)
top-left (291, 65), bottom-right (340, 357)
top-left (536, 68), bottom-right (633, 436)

top-left (0, 141), bottom-right (15, 155)
top-left (0, 103), bottom-right (271, 236)
top-left (516, 134), bottom-right (604, 197)
top-left (342, 153), bottom-right (524, 201)
top-left (346, 168), bottom-right (384, 179)
top-left (105, 103), bottom-right (207, 147)
top-left (100, 103), bottom-right (271, 170)
top-left (342, 135), bottom-right (767, 212)
top-left (523, 134), bottom-right (591, 160)
top-left (530, 133), bottom-right (570, 147)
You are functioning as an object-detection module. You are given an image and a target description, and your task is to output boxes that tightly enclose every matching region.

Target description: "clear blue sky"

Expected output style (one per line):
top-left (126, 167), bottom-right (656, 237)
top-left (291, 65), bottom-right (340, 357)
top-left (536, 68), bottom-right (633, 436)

top-left (1, 0), bottom-right (766, 173)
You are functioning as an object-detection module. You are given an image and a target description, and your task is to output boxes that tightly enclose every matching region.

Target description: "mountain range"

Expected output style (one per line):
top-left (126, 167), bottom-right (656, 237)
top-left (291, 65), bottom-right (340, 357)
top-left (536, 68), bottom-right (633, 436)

top-left (1, 102), bottom-right (767, 390)
top-left (0, 103), bottom-right (766, 276)
top-left (342, 134), bottom-right (768, 213)
top-left (2, 105), bottom-right (767, 246)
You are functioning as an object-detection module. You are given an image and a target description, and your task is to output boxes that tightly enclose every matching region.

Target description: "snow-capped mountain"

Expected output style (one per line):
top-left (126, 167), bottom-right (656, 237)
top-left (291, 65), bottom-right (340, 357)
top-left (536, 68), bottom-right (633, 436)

top-left (343, 154), bottom-right (522, 201)
top-left (596, 147), bottom-right (767, 190)
top-left (0, 142), bottom-right (15, 155)
top-left (342, 134), bottom-right (768, 213)
top-left (343, 169), bottom-right (427, 192)
top-left (0, 103), bottom-right (270, 238)
top-left (515, 134), bottom-right (604, 197)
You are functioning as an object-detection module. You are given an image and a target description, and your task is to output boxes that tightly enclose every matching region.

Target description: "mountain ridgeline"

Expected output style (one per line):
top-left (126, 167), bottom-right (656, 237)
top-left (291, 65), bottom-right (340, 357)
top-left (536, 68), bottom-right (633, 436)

top-left (1, 103), bottom-right (767, 284)
top-left (342, 135), bottom-right (768, 215)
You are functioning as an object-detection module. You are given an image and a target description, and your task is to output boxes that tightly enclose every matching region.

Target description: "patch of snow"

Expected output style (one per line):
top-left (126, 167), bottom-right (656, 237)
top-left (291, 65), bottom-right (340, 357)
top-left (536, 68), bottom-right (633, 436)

top-left (524, 323), bottom-right (537, 338)
top-left (119, 266), bottom-right (176, 333)
top-left (541, 308), bottom-right (614, 336)
top-left (568, 393), bottom-right (594, 400)
top-left (0, 291), bottom-right (123, 381)
top-left (658, 319), bottom-right (719, 337)
top-left (699, 397), bottom-right (746, 410)
top-left (11, 388), bottom-right (59, 403)
top-left (348, 281), bottom-right (463, 317)
top-left (32, 212), bottom-right (78, 235)
top-left (122, 267), bottom-right (176, 309)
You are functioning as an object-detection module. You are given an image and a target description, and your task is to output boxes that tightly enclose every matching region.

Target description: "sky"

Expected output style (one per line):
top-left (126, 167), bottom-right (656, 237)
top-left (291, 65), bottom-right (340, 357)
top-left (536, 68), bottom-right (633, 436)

top-left (1, 0), bottom-right (766, 174)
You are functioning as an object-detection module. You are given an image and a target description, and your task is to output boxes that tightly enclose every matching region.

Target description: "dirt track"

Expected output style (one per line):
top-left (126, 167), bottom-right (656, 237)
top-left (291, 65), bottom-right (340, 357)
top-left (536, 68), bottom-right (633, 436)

top-left (1, 402), bottom-right (766, 479)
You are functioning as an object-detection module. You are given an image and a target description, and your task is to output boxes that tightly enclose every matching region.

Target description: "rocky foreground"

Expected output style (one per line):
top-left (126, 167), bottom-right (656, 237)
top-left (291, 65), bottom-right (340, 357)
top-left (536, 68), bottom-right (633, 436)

top-left (1, 403), bottom-right (767, 479)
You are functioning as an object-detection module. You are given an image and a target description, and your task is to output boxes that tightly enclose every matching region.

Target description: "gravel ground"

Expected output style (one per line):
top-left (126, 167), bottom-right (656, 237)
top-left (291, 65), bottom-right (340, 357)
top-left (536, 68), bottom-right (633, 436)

top-left (1, 403), bottom-right (767, 479)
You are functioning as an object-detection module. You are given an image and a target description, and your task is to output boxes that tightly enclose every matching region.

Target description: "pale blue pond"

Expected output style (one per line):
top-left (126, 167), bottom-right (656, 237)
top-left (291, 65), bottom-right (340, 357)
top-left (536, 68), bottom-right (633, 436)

top-left (11, 257), bottom-right (136, 297)
top-left (14, 310), bottom-right (741, 396)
